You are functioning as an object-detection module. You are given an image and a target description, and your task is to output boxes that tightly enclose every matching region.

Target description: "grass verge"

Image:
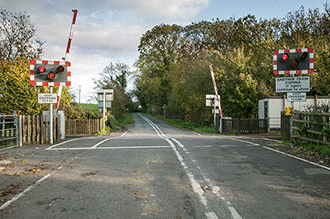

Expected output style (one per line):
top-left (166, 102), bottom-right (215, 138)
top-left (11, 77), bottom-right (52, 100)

top-left (154, 115), bottom-right (222, 134)
top-left (117, 113), bottom-right (133, 126)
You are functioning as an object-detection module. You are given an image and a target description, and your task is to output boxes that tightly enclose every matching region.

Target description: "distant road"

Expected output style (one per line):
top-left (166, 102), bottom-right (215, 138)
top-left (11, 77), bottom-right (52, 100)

top-left (1, 113), bottom-right (329, 218)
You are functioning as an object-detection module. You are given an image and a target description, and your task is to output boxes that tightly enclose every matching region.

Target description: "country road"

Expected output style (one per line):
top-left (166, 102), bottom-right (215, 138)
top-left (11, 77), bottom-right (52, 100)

top-left (1, 113), bottom-right (330, 218)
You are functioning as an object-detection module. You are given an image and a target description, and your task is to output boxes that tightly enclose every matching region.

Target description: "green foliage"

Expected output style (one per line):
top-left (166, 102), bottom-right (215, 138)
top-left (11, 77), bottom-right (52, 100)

top-left (63, 103), bottom-right (87, 119)
top-left (116, 113), bottom-right (133, 126)
top-left (0, 57), bottom-right (71, 115)
top-left (135, 3), bottom-right (330, 124)
top-left (77, 103), bottom-right (100, 119)
top-left (105, 115), bottom-right (120, 131)
top-left (77, 103), bottom-right (98, 111)
top-left (322, 128), bottom-right (330, 137)
top-left (154, 115), bottom-right (221, 134)
top-left (94, 62), bottom-right (133, 120)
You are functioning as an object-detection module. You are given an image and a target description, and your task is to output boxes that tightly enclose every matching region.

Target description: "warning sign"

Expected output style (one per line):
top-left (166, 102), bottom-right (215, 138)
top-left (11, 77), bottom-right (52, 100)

top-left (38, 93), bottom-right (57, 104)
top-left (275, 76), bottom-right (310, 93)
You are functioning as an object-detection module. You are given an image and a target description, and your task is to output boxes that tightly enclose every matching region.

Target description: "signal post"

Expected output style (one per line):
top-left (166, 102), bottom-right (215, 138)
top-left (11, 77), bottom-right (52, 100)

top-left (273, 48), bottom-right (314, 139)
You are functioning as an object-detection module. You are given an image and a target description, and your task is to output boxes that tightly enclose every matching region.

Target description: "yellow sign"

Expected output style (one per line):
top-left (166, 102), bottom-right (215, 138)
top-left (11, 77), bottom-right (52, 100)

top-left (285, 106), bottom-right (292, 116)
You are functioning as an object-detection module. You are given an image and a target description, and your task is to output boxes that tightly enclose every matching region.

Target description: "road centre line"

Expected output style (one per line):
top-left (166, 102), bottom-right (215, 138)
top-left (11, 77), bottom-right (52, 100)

top-left (140, 114), bottom-right (243, 219)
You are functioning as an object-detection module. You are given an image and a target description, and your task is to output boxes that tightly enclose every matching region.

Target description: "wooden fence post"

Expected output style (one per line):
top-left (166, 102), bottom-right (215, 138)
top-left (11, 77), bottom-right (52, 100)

top-left (45, 116), bottom-right (49, 144)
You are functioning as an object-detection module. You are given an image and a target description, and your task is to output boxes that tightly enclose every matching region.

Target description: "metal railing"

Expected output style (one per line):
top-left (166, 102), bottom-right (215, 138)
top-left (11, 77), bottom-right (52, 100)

top-left (0, 113), bottom-right (18, 150)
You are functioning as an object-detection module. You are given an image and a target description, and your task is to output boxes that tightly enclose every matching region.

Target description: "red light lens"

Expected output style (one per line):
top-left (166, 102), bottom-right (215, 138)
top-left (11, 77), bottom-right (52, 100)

top-left (48, 72), bottom-right (55, 79)
top-left (282, 54), bottom-right (289, 61)
top-left (38, 66), bottom-right (46, 73)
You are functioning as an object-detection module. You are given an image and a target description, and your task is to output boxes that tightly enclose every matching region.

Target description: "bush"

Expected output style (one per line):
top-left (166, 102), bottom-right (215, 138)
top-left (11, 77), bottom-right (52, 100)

top-left (105, 115), bottom-right (120, 131)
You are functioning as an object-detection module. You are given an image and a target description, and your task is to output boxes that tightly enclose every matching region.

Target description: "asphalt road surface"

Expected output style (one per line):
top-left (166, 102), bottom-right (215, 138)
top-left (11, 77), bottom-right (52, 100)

top-left (1, 113), bottom-right (330, 218)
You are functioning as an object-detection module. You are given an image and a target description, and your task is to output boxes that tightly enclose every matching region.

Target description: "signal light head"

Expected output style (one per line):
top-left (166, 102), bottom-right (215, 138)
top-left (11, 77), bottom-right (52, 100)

top-left (38, 66), bottom-right (46, 73)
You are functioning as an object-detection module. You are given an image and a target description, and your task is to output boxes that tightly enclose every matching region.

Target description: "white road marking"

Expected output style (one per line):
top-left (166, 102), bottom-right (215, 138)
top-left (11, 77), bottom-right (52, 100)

top-left (48, 146), bottom-right (172, 150)
top-left (193, 145), bottom-right (212, 148)
top-left (263, 146), bottom-right (330, 171)
top-left (140, 114), bottom-right (221, 219)
top-left (259, 137), bottom-right (283, 143)
top-left (0, 174), bottom-right (51, 210)
top-left (229, 138), bottom-right (260, 146)
top-left (0, 150), bottom-right (83, 210)
top-left (91, 130), bottom-right (129, 148)
top-left (46, 130), bottom-right (129, 150)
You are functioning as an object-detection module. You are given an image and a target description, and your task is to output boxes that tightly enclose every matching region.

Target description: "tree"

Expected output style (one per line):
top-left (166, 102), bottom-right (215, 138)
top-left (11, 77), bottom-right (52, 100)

top-left (0, 10), bottom-right (44, 60)
top-left (94, 62), bottom-right (133, 119)
top-left (136, 24), bottom-right (183, 106)
top-left (0, 57), bottom-right (73, 115)
top-left (135, 3), bottom-right (330, 122)
top-left (0, 57), bottom-right (46, 114)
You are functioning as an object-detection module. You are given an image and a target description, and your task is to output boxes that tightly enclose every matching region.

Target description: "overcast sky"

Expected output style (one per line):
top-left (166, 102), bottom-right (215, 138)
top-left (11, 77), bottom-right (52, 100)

top-left (0, 0), bottom-right (327, 103)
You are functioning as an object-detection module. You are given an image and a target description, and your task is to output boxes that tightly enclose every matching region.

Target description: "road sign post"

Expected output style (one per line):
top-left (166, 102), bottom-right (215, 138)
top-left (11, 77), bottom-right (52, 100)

top-left (273, 48), bottom-right (314, 141)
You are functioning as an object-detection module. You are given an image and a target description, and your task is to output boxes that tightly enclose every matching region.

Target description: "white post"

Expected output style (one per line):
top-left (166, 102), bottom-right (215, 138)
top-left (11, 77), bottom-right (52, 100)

top-left (103, 91), bottom-right (106, 131)
top-left (50, 86), bottom-right (53, 144)
top-left (209, 64), bottom-right (223, 133)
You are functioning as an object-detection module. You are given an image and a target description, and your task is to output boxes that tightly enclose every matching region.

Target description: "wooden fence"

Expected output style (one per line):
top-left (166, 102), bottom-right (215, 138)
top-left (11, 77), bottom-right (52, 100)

top-left (292, 111), bottom-right (330, 145)
top-left (222, 118), bottom-right (269, 134)
top-left (65, 119), bottom-right (102, 136)
top-left (20, 115), bottom-right (61, 145)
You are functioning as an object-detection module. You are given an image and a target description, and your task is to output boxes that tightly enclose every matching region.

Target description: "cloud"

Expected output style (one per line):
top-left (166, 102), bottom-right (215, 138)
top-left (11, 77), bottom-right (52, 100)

top-left (0, 0), bottom-right (209, 103)
top-left (136, 0), bottom-right (210, 19)
top-left (75, 20), bottom-right (145, 53)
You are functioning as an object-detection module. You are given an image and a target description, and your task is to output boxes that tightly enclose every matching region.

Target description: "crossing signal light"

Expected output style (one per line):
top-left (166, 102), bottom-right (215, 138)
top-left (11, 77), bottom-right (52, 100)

top-left (273, 48), bottom-right (314, 75)
top-left (38, 66), bottom-right (46, 73)
top-left (30, 60), bottom-right (71, 86)
top-left (48, 72), bottom-right (56, 80)
top-left (281, 53), bottom-right (289, 61)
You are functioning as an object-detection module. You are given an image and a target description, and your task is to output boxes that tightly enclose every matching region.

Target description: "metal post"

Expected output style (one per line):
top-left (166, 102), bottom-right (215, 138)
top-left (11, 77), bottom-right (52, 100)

top-left (50, 86), bottom-right (53, 144)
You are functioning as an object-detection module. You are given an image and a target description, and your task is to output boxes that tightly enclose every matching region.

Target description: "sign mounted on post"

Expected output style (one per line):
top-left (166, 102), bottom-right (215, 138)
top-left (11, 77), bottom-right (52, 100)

top-left (38, 93), bottom-right (58, 103)
top-left (287, 92), bottom-right (306, 102)
top-left (30, 60), bottom-right (71, 87)
top-left (273, 48), bottom-right (314, 75)
top-left (275, 76), bottom-right (310, 93)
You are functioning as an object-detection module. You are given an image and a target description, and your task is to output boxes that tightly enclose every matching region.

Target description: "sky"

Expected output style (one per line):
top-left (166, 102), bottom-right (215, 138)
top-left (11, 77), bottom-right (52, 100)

top-left (0, 0), bottom-right (328, 103)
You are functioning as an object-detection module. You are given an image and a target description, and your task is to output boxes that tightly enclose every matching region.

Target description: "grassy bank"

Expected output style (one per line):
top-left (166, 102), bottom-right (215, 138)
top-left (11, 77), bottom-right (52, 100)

top-left (154, 116), bottom-right (220, 134)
